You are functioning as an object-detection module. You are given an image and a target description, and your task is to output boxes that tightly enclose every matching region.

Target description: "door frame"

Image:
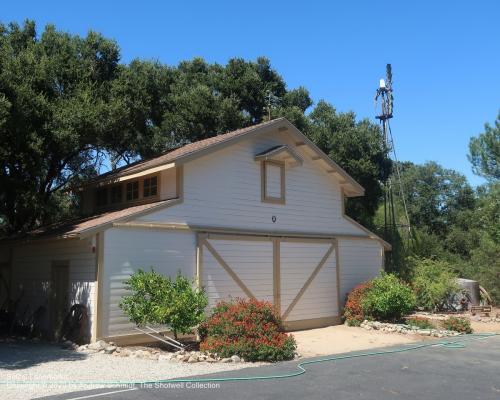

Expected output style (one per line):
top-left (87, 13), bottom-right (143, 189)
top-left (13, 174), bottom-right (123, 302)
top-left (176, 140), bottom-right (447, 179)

top-left (196, 232), bottom-right (341, 330)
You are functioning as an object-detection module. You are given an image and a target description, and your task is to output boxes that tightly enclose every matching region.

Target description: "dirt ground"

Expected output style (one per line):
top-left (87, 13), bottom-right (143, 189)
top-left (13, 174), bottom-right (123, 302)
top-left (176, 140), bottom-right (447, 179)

top-left (292, 325), bottom-right (426, 358)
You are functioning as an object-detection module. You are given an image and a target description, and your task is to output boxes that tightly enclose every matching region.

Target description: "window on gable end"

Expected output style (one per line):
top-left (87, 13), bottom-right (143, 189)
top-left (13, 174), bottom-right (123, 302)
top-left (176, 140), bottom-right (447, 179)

top-left (261, 161), bottom-right (285, 204)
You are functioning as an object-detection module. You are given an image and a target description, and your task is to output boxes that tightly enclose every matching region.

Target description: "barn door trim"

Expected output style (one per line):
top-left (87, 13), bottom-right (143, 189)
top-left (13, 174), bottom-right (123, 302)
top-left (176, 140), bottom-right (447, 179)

top-left (200, 237), bottom-right (256, 299)
top-left (281, 241), bottom-right (336, 320)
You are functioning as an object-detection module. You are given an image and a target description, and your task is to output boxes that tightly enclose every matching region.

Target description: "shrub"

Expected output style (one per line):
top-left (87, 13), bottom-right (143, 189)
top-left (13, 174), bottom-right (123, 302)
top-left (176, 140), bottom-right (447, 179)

top-left (119, 269), bottom-right (208, 339)
top-left (361, 273), bottom-right (416, 322)
top-left (409, 258), bottom-right (459, 311)
top-left (199, 298), bottom-right (296, 362)
top-left (343, 281), bottom-right (373, 326)
top-left (443, 317), bottom-right (472, 334)
top-left (405, 316), bottom-right (435, 330)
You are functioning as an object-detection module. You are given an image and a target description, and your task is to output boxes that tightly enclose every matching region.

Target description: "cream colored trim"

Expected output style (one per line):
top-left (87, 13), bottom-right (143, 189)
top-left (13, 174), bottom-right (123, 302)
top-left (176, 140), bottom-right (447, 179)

top-left (273, 238), bottom-right (281, 314)
top-left (192, 225), bottom-right (371, 241)
top-left (176, 164), bottom-right (184, 200)
top-left (201, 238), bottom-right (255, 299)
top-left (93, 232), bottom-right (104, 341)
top-left (113, 222), bottom-right (190, 231)
top-left (206, 233), bottom-right (271, 242)
top-left (254, 145), bottom-right (303, 167)
top-left (282, 242), bottom-right (335, 320)
top-left (340, 188), bottom-right (392, 251)
top-left (90, 163), bottom-right (175, 188)
top-left (284, 316), bottom-right (341, 331)
top-left (334, 240), bottom-right (342, 313)
top-left (196, 233), bottom-right (205, 289)
top-left (261, 160), bottom-right (286, 204)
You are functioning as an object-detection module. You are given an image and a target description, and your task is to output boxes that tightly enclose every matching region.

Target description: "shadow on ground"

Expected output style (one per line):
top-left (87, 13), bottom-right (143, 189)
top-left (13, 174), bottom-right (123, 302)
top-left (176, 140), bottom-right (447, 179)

top-left (0, 340), bottom-right (86, 370)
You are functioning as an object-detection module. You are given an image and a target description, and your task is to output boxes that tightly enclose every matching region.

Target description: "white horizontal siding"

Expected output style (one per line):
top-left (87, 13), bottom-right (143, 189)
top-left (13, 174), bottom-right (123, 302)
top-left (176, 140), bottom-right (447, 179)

top-left (338, 239), bottom-right (383, 307)
top-left (135, 129), bottom-right (366, 236)
top-left (9, 238), bottom-right (96, 339)
top-left (203, 239), bottom-right (274, 308)
top-left (101, 228), bottom-right (196, 337)
top-left (280, 241), bottom-right (338, 321)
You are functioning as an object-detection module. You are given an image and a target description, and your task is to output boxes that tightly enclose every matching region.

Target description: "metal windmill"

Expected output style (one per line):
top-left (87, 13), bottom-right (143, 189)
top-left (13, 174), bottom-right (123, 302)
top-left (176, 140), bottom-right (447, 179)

top-left (375, 65), bottom-right (411, 253)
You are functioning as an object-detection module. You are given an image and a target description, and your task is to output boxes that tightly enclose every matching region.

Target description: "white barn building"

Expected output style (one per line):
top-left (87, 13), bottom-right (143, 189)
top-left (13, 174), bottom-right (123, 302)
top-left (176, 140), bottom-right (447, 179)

top-left (0, 118), bottom-right (390, 343)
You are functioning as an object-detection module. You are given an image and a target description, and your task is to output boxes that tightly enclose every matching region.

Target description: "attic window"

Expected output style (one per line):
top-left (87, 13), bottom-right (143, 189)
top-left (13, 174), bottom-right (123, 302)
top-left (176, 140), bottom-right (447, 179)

top-left (143, 176), bottom-right (158, 198)
top-left (261, 161), bottom-right (285, 204)
top-left (126, 181), bottom-right (139, 201)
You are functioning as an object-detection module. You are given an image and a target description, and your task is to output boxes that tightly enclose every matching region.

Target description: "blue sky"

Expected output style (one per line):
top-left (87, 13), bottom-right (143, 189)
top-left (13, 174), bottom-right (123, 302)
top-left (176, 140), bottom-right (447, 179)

top-left (3, 1), bottom-right (500, 185)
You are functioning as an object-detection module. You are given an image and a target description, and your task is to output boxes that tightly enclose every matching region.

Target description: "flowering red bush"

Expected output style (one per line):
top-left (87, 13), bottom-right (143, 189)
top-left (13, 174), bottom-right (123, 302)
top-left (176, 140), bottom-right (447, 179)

top-left (343, 281), bottom-right (373, 326)
top-left (199, 298), bottom-right (296, 362)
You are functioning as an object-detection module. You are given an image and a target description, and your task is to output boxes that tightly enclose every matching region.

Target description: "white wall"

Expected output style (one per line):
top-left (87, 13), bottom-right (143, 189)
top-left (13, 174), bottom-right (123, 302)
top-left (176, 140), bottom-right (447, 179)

top-left (135, 129), bottom-right (367, 236)
top-left (9, 238), bottom-right (96, 339)
top-left (100, 227), bottom-right (196, 337)
top-left (338, 239), bottom-right (383, 307)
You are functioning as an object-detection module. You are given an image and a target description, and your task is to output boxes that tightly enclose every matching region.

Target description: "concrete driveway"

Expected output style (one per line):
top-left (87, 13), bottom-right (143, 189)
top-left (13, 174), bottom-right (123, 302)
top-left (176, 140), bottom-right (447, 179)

top-left (39, 335), bottom-right (500, 400)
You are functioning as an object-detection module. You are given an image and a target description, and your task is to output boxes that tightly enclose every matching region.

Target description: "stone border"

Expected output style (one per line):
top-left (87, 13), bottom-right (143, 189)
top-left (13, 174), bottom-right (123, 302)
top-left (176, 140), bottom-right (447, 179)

top-left (360, 320), bottom-right (461, 338)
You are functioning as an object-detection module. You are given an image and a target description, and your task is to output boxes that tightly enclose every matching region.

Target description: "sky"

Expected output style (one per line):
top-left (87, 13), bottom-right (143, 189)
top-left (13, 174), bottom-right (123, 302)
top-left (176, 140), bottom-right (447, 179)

top-left (3, 1), bottom-right (500, 186)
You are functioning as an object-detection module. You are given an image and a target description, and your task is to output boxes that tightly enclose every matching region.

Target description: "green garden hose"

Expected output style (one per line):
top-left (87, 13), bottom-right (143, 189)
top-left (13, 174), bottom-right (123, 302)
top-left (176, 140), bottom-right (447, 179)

top-left (1, 332), bottom-right (498, 386)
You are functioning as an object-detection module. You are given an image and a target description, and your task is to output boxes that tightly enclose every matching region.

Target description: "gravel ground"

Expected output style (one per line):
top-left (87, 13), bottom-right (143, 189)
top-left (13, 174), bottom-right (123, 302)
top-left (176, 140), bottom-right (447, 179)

top-left (0, 340), bottom-right (265, 400)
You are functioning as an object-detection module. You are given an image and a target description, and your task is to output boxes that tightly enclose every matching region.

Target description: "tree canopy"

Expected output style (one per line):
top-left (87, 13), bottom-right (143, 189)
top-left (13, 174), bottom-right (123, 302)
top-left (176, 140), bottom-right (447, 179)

top-left (0, 20), bottom-right (388, 235)
top-left (468, 112), bottom-right (500, 181)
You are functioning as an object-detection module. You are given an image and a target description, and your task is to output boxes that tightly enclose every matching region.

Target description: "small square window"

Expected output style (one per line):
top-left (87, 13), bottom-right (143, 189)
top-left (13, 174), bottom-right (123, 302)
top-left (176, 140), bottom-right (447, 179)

top-left (143, 176), bottom-right (158, 198)
top-left (262, 161), bottom-right (285, 204)
top-left (110, 185), bottom-right (122, 204)
top-left (126, 181), bottom-right (139, 201)
top-left (96, 188), bottom-right (108, 207)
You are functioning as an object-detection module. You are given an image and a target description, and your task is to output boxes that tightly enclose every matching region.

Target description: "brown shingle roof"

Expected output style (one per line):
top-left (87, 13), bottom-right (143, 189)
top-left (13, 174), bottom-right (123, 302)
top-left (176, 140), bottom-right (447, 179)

top-left (21, 199), bottom-right (176, 240)
top-left (92, 118), bottom-right (285, 184)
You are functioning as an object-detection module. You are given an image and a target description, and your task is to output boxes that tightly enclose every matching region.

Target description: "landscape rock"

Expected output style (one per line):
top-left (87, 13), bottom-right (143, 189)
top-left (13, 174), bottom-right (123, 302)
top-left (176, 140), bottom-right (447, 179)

top-left (88, 340), bottom-right (107, 351)
top-left (104, 346), bottom-right (117, 354)
top-left (220, 357), bottom-right (232, 363)
top-left (230, 355), bottom-right (241, 363)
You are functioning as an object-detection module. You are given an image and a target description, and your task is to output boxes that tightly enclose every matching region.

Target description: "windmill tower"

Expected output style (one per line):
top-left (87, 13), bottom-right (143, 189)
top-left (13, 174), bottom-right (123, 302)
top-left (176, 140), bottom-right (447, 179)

top-left (375, 65), bottom-right (411, 263)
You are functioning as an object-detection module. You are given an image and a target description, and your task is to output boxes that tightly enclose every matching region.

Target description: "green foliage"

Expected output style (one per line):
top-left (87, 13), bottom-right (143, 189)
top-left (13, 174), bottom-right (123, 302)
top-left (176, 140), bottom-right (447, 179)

top-left (409, 258), bottom-right (459, 311)
top-left (307, 101), bottom-right (392, 227)
top-left (361, 273), bottom-right (416, 321)
top-left (199, 298), bottom-right (296, 362)
top-left (405, 316), bottom-right (435, 330)
top-left (468, 111), bottom-right (500, 181)
top-left (119, 269), bottom-right (207, 339)
top-left (443, 317), bottom-right (472, 334)
top-left (342, 281), bottom-right (374, 326)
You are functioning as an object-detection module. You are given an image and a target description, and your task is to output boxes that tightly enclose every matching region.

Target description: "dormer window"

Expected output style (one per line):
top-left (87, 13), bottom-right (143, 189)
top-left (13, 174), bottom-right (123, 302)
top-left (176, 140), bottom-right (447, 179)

top-left (143, 176), bottom-right (158, 198)
top-left (110, 185), bottom-right (122, 204)
top-left (126, 181), bottom-right (139, 201)
top-left (96, 187), bottom-right (108, 207)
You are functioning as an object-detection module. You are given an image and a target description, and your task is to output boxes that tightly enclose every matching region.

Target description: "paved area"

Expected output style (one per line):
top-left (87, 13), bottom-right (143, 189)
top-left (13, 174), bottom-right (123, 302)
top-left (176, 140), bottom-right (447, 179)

top-left (38, 335), bottom-right (500, 400)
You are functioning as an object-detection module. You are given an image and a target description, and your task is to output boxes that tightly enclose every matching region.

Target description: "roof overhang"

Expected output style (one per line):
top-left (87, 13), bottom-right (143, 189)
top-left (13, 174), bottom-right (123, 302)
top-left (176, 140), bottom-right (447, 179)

top-left (254, 145), bottom-right (303, 167)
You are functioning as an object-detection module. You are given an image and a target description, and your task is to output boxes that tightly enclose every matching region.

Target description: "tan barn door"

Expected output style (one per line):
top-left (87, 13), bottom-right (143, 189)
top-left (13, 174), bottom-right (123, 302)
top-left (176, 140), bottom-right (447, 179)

top-left (50, 261), bottom-right (69, 340)
top-left (198, 234), bottom-right (274, 309)
top-left (279, 238), bottom-right (339, 330)
top-left (198, 233), bottom-right (340, 330)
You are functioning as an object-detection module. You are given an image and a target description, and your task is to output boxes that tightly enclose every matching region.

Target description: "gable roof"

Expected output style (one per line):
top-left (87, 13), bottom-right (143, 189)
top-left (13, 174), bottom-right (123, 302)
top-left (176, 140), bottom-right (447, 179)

top-left (87, 118), bottom-right (365, 196)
